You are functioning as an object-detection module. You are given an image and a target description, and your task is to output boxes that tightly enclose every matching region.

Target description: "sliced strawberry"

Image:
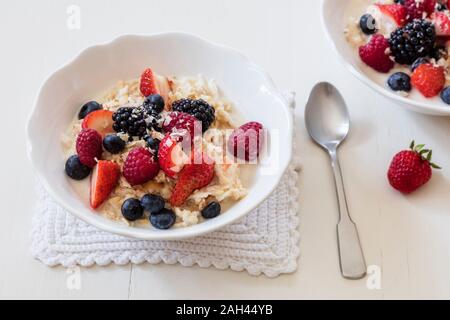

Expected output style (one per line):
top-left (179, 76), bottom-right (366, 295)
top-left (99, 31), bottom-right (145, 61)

top-left (376, 4), bottom-right (407, 27)
top-left (90, 160), bottom-right (120, 209)
top-left (433, 11), bottom-right (450, 36)
top-left (82, 110), bottom-right (114, 137)
top-left (155, 74), bottom-right (170, 106)
top-left (140, 68), bottom-right (158, 97)
top-left (158, 134), bottom-right (190, 178)
top-left (140, 68), bottom-right (170, 103)
top-left (169, 154), bottom-right (215, 207)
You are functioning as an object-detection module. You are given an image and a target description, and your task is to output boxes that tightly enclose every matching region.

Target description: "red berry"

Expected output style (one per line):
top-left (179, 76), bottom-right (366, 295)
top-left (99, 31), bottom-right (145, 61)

top-left (405, 0), bottom-right (438, 21)
top-left (123, 147), bottom-right (160, 186)
top-left (90, 160), bottom-right (120, 209)
top-left (162, 112), bottom-right (202, 140)
top-left (228, 122), bottom-right (264, 162)
top-left (82, 110), bottom-right (114, 138)
top-left (411, 63), bottom-right (445, 98)
top-left (76, 128), bottom-right (103, 168)
top-left (169, 154), bottom-right (215, 207)
top-left (432, 11), bottom-right (450, 36)
top-left (376, 4), bottom-right (407, 26)
top-left (140, 68), bottom-right (159, 97)
top-left (359, 34), bottom-right (394, 73)
top-left (424, 0), bottom-right (438, 14)
top-left (158, 134), bottom-right (189, 178)
top-left (388, 141), bottom-right (440, 194)
top-left (404, 0), bottom-right (435, 21)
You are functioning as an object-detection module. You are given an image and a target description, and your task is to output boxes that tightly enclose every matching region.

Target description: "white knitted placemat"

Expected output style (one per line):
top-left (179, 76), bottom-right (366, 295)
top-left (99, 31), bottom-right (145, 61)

top-left (31, 93), bottom-right (300, 278)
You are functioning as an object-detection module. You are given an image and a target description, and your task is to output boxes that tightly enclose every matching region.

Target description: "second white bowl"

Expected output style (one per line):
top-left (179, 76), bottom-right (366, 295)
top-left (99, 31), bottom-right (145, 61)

top-left (322, 0), bottom-right (450, 116)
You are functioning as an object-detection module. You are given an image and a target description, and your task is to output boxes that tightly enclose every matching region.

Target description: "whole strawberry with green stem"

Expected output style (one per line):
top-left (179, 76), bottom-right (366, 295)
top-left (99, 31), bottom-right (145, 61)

top-left (388, 141), bottom-right (441, 194)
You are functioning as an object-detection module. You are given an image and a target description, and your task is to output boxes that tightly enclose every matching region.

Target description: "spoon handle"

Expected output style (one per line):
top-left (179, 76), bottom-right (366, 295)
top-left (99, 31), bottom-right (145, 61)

top-left (329, 149), bottom-right (366, 280)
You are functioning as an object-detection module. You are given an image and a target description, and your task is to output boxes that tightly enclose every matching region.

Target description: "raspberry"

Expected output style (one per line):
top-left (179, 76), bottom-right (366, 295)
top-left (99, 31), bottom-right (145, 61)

top-left (359, 34), bottom-right (394, 73)
top-left (228, 122), bottom-right (264, 162)
top-left (123, 147), bottom-right (160, 185)
top-left (411, 63), bottom-right (445, 97)
top-left (76, 128), bottom-right (103, 168)
top-left (162, 112), bottom-right (202, 140)
top-left (404, 0), bottom-right (435, 21)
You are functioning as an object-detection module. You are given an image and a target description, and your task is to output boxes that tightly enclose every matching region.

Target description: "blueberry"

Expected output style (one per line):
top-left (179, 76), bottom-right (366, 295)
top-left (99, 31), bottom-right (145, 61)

top-left (144, 94), bottom-right (165, 113)
top-left (437, 3), bottom-right (447, 11)
top-left (201, 202), bottom-right (221, 219)
top-left (65, 155), bottom-right (91, 180)
top-left (121, 199), bottom-right (144, 221)
top-left (150, 209), bottom-right (176, 230)
top-left (141, 194), bottom-right (165, 213)
top-left (78, 101), bottom-right (102, 119)
top-left (441, 87), bottom-right (450, 104)
top-left (144, 136), bottom-right (161, 155)
top-left (394, 0), bottom-right (404, 4)
top-left (411, 57), bottom-right (429, 72)
top-left (359, 14), bottom-right (377, 35)
top-left (103, 134), bottom-right (126, 154)
top-left (387, 72), bottom-right (411, 92)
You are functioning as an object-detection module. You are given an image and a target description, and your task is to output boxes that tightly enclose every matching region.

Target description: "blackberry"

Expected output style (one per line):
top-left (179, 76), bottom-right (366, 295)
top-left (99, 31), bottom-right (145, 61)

top-left (143, 104), bottom-right (163, 132)
top-left (112, 105), bottom-right (162, 138)
top-left (430, 45), bottom-right (448, 61)
top-left (171, 99), bottom-right (215, 132)
top-left (389, 20), bottom-right (436, 65)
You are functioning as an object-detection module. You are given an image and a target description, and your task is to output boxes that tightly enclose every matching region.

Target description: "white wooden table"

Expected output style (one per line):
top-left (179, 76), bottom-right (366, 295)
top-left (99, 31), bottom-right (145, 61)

top-left (2, 0), bottom-right (450, 299)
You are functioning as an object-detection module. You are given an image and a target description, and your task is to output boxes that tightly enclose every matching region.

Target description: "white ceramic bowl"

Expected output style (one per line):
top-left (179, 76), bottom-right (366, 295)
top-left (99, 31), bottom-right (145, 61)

top-left (27, 33), bottom-right (293, 240)
top-left (321, 0), bottom-right (450, 116)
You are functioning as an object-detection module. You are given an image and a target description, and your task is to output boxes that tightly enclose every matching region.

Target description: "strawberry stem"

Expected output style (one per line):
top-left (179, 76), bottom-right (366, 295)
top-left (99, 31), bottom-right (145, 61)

top-left (430, 163), bottom-right (442, 170)
top-left (409, 141), bottom-right (441, 170)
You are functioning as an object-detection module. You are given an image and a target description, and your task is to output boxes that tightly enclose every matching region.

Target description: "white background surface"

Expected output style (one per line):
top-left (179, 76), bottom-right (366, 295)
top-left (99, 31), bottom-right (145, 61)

top-left (2, 0), bottom-right (450, 299)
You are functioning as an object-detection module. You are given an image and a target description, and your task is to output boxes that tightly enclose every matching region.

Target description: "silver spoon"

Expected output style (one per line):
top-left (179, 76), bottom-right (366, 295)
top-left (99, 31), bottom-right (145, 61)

top-left (305, 82), bottom-right (366, 280)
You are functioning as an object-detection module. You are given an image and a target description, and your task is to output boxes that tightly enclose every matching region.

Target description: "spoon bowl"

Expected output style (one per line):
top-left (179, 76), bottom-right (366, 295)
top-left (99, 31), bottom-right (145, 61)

top-left (305, 82), bottom-right (350, 151)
